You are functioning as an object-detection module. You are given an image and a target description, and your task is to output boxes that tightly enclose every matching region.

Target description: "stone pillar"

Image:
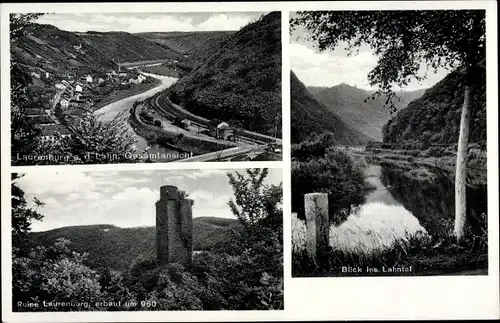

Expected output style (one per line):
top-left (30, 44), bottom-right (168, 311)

top-left (304, 193), bottom-right (329, 259)
top-left (156, 185), bottom-right (193, 267)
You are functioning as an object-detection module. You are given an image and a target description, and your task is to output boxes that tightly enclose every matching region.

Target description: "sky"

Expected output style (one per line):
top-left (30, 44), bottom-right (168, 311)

top-left (290, 13), bottom-right (450, 91)
top-left (35, 12), bottom-right (267, 33)
top-left (14, 168), bottom-right (282, 232)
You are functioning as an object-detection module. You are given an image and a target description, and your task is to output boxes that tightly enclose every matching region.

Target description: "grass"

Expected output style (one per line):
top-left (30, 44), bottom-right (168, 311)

top-left (292, 215), bottom-right (488, 277)
top-left (141, 64), bottom-right (180, 78)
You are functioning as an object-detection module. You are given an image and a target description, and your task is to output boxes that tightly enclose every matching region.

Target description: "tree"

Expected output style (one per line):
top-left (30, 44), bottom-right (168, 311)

top-left (227, 168), bottom-right (282, 235)
top-left (291, 10), bottom-right (485, 241)
top-left (11, 173), bottom-right (44, 252)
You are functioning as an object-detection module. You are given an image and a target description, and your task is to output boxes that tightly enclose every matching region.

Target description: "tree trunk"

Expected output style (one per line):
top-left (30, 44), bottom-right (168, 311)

top-left (454, 85), bottom-right (472, 241)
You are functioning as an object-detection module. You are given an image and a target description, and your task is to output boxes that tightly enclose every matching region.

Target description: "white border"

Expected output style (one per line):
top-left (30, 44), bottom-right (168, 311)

top-left (1, 1), bottom-right (499, 322)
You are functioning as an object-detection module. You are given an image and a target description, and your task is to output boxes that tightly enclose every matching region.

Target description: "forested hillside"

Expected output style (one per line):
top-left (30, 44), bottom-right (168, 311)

top-left (167, 12), bottom-right (282, 137)
top-left (11, 23), bottom-right (182, 76)
top-left (28, 217), bottom-right (242, 271)
top-left (138, 31), bottom-right (234, 56)
top-left (311, 83), bottom-right (425, 141)
top-left (382, 69), bottom-right (486, 144)
top-left (291, 71), bottom-right (371, 145)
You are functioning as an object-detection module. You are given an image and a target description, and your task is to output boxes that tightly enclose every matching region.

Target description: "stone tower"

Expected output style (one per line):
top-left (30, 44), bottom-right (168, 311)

top-left (156, 185), bottom-right (193, 267)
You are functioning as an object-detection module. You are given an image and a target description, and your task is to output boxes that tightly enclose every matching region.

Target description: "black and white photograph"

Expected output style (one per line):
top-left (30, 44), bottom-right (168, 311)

top-left (11, 168), bottom-right (283, 311)
top-left (10, 11), bottom-right (282, 165)
top-left (290, 10), bottom-right (488, 277)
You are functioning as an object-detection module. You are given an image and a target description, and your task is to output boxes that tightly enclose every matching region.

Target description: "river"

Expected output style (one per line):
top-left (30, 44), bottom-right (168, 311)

top-left (93, 73), bottom-right (178, 153)
top-left (292, 156), bottom-right (488, 253)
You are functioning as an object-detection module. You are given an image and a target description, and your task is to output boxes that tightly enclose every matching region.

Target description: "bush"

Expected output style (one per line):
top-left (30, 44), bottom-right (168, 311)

top-left (153, 120), bottom-right (161, 127)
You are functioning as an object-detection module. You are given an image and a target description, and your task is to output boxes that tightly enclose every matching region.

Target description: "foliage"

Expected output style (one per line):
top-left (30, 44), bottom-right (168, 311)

top-left (168, 12), bottom-right (282, 137)
top-left (13, 238), bottom-right (103, 311)
top-left (290, 71), bottom-right (370, 144)
top-left (293, 224), bottom-right (487, 277)
top-left (291, 10), bottom-right (485, 112)
top-left (382, 69), bottom-right (486, 145)
top-left (291, 133), bottom-right (370, 223)
top-left (13, 169), bottom-right (282, 311)
top-left (11, 173), bottom-right (44, 252)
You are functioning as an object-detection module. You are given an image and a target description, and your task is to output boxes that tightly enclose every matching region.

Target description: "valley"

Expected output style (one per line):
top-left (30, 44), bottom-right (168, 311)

top-left (11, 12), bottom-right (282, 165)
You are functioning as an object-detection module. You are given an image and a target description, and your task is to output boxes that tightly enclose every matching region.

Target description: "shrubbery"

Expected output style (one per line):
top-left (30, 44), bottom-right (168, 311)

top-left (12, 169), bottom-right (283, 311)
top-left (291, 132), bottom-right (370, 224)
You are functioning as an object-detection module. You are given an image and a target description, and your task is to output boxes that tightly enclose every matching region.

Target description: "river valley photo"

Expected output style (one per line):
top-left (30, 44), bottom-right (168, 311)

top-left (290, 9), bottom-right (488, 277)
top-left (10, 12), bottom-right (282, 165)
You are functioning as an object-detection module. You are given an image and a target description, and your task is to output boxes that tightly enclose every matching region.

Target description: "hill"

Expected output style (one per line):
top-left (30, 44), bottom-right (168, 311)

top-left (382, 69), bottom-right (486, 145)
top-left (137, 31), bottom-right (234, 57)
top-left (167, 12), bottom-right (282, 137)
top-left (291, 71), bottom-right (371, 145)
top-left (306, 86), bottom-right (328, 96)
top-left (11, 23), bottom-right (182, 77)
top-left (28, 217), bottom-right (242, 271)
top-left (310, 83), bottom-right (425, 141)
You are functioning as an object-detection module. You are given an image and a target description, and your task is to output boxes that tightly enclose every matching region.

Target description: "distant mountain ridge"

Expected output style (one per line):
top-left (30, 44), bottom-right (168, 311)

top-left (291, 71), bottom-right (371, 145)
top-left (11, 23), bottom-right (185, 77)
top-left (308, 83), bottom-right (426, 142)
top-left (137, 31), bottom-right (234, 58)
top-left (28, 217), bottom-right (242, 271)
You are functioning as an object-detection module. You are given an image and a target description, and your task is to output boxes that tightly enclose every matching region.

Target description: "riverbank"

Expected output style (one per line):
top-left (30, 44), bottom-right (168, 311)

top-left (342, 144), bottom-right (487, 174)
top-left (292, 222), bottom-right (488, 277)
top-left (92, 78), bottom-right (162, 111)
top-left (292, 140), bottom-right (488, 278)
top-left (94, 73), bottom-right (178, 153)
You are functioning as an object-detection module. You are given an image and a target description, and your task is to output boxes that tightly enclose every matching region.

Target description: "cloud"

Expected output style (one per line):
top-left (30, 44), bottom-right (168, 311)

top-left (15, 171), bottom-right (95, 195)
top-left (36, 13), bottom-right (257, 33)
top-left (290, 42), bottom-right (378, 89)
top-left (291, 39), bottom-right (450, 91)
top-left (197, 14), bottom-right (255, 31)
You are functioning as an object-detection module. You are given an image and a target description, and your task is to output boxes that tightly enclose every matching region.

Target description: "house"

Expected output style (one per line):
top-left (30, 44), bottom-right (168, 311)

top-left (75, 84), bottom-right (83, 93)
top-left (129, 78), bottom-right (138, 84)
top-left (69, 100), bottom-right (85, 107)
top-left (137, 74), bottom-right (146, 83)
top-left (60, 99), bottom-right (69, 108)
top-left (74, 93), bottom-right (81, 101)
top-left (98, 77), bottom-right (105, 84)
top-left (119, 73), bottom-right (127, 77)
top-left (40, 124), bottom-right (71, 143)
top-left (31, 71), bottom-right (41, 79)
top-left (180, 119), bottom-right (191, 129)
top-left (215, 122), bottom-right (233, 140)
top-left (73, 44), bottom-right (82, 51)
top-left (85, 75), bottom-right (93, 83)
top-left (45, 72), bottom-right (50, 79)
top-left (55, 83), bottom-right (65, 90)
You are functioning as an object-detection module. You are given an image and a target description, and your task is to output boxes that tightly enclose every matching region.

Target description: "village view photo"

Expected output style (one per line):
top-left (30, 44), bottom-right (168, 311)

top-left (10, 12), bottom-right (282, 165)
top-left (290, 10), bottom-right (488, 277)
top-left (11, 168), bottom-right (283, 311)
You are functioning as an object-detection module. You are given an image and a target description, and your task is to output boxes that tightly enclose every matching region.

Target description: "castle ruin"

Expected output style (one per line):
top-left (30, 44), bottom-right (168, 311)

top-left (156, 185), bottom-right (193, 267)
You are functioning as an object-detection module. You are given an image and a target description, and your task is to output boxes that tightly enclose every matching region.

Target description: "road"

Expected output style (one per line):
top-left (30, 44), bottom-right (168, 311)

top-left (153, 92), bottom-right (282, 145)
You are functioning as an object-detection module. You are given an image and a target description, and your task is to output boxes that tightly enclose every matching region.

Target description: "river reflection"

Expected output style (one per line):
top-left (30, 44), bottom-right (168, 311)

top-left (328, 157), bottom-right (487, 252)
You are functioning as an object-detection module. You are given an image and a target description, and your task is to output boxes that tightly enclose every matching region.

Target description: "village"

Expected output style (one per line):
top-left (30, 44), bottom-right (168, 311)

top-left (25, 65), bottom-right (154, 143)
